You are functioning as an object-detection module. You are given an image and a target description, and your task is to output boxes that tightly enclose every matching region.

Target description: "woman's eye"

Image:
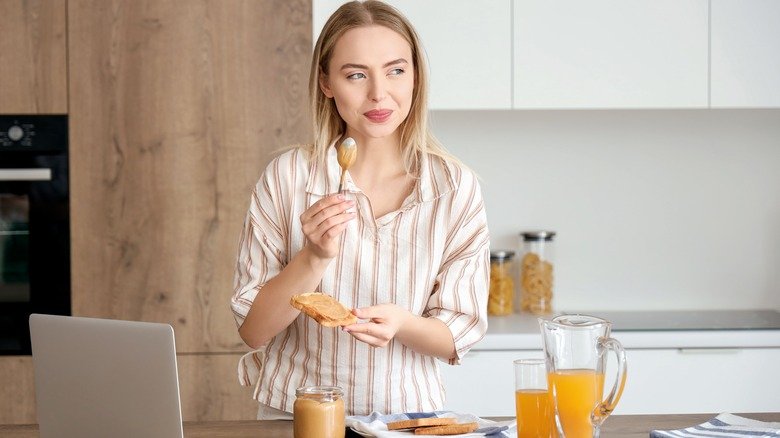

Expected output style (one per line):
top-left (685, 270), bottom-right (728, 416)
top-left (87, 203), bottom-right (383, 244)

top-left (389, 68), bottom-right (405, 76)
top-left (347, 72), bottom-right (366, 80)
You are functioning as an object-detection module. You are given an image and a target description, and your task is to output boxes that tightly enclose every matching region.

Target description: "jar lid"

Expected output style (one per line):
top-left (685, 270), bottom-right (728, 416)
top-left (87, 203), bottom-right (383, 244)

top-left (490, 250), bottom-right (515, 260)
top-left (520, 231), bottom-right (556, 242)
top-left (295, 386), bottom-right (343, 397)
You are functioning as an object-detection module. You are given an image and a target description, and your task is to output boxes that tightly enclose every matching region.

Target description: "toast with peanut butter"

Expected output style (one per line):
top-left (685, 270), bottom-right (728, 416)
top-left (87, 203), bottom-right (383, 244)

top-left (413, 422), bottom-right (479, 435)
top-left (387, 417), bottom-right (456, 430)
top-left (290, 293), bottom-right (357, 327)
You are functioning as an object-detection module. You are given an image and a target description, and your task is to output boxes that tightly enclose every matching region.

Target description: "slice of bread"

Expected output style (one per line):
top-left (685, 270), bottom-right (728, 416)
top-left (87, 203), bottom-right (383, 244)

top-left (413, 422), bottom-right (479, 435)
top-left (290, 293), bottom-right (357, 327)
top-left (387, 417), bottom-right (457, 431)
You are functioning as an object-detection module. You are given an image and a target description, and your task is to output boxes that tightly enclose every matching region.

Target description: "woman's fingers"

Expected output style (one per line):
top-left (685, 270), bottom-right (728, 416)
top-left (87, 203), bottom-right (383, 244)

top-left (301, 195), bottom-right (353, 223)
top-left (344, 323), bottom-right (391, 347)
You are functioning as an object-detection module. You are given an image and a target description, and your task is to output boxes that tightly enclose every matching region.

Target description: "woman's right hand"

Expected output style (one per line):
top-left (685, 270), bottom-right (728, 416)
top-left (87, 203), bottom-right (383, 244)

top-left (300, 194), bottom-right (356, 260)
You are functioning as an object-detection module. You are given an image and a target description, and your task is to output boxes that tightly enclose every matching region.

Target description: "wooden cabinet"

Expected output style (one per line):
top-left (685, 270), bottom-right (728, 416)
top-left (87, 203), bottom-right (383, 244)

top-left (711, 0), bottom-right (780, 107)
top-left (0, 0), bottom-right (67, 113)
top-left (513, 0), bottom-right (708, 109)
top-left (67, 0), bottom-right (311, 354)
top-left (0, 0), bottom-right (311, 424)
top-left (440, 346), bottom-right (780, 416)
top-left (0, 357), bottom-right (36, 425)
top-left (313, 0), bottom-right (513, 109)
top-left (177, 353), bottom-right (258, 421)
top-left (0, 354), bottom-right (259, 424)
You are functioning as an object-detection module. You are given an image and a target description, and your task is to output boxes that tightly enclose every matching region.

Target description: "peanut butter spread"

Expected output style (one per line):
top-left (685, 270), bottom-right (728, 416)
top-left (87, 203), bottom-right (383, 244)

top-left (293, 387), bottom-right (345, 438)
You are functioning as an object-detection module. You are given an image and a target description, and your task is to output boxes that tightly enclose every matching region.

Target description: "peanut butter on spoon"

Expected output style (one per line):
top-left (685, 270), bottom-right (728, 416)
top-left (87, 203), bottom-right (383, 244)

top-left (336, 137), bottom-right (357, 193)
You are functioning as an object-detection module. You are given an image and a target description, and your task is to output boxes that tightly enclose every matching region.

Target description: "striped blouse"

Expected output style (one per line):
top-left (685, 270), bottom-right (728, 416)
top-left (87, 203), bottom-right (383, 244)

top-left (230, 144), bottom-right (490, 416)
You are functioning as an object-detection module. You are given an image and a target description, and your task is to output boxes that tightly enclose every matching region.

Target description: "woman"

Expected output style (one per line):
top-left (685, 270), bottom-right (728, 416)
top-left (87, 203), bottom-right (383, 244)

top-left (230, 0), bottom-right (489, 418)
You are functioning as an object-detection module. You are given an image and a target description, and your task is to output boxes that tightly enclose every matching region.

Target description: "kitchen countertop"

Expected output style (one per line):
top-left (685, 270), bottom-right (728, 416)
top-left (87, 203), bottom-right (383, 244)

top-left (479, 309), bottom-right (780, 350)
top-left (2, 414), bottom-right (779, 437)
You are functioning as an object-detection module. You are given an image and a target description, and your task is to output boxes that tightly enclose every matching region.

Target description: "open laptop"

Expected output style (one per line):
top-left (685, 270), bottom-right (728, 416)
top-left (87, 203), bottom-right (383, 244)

top-left (29, 313), bottom-right (184, 438)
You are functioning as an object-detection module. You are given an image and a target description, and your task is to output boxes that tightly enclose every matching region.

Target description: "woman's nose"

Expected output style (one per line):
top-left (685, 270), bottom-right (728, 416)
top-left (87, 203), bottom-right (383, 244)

top-left (368, 78), bottom-right (386, 102)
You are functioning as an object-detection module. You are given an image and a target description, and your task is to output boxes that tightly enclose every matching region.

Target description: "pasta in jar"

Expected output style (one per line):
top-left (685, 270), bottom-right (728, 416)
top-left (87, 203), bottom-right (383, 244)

top-left (488, 251), bottom-right (515, 316)
top-left (519, 231), bottom-right (555, 315)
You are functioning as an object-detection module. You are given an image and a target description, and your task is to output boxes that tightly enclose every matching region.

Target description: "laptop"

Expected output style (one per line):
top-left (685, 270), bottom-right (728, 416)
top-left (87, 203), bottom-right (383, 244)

top-left (29, 313), bottom-right (184, 438)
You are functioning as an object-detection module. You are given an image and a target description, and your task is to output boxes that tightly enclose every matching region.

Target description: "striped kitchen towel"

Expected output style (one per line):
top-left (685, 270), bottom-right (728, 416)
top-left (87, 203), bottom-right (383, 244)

top-left (346, 411), bottom-right (516, 437)
top-left (650, 413), bottom-right (780, 437)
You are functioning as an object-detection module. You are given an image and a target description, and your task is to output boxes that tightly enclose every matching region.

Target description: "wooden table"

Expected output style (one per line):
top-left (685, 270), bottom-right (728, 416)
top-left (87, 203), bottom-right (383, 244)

top-left (1, 413), bottom-right (778, 437)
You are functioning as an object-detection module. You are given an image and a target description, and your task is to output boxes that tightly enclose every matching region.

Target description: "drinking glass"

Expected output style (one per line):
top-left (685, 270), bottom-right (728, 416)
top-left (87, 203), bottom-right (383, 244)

top-left (514, 359), bottom-right (554, 438)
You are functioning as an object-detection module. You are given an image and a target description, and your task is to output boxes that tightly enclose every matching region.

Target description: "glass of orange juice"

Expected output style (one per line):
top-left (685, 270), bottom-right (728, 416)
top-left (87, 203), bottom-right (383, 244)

top-left (514, 359), bottom-right (553, 438)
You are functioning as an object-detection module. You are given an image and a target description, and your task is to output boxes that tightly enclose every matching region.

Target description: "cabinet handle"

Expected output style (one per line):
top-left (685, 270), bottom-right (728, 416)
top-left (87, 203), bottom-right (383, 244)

top-left (0, 168), bottom-right (52, 181)
top-left (677, 348), bottom-right (742, 354)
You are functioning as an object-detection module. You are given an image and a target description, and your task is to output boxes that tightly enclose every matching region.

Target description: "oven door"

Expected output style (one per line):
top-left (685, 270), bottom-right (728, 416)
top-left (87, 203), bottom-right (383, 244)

top-left (0, 154), bottom-right (70, 354)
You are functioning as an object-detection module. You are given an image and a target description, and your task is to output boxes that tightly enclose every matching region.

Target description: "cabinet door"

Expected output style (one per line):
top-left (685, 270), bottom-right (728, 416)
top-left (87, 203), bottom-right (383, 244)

top-left (0, 0), bottom-right (67, 113)
top-left (439, 350), bottom-right (543, 416)
top-left (711, 0), bottom-right (780, 107)
top-left (68, 0), bottom-right (311, 353)
top-left (513, 0), bottom-right (708, 109)
top-left (0, 357), bottom-right (35, 424)
top-left (313, 1), bottom-right (512, 109)
top-left (613, 348), bottom-right (780, 415)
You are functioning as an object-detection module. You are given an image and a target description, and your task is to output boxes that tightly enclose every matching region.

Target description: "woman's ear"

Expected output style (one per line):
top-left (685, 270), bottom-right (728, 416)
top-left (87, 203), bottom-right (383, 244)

top-left (319, 72), bottom-right (334, 98)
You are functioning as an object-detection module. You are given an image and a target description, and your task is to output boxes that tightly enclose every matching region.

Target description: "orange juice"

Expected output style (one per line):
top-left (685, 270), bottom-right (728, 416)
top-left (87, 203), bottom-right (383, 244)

top-left (548, 370), bottom-right (605, 438)
top-left (515, 389), bottom-right (553, 438)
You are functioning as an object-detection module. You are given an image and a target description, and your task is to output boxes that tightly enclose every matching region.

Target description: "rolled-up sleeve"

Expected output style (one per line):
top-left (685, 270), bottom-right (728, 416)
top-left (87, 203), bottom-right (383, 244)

top-left (426, 171), bottom-right (490, 365)
top-left (230, 167), bottom-right (287, 328)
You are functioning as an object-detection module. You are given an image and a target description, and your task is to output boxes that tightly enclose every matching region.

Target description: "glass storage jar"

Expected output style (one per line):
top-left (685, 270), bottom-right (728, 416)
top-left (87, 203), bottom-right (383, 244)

top-left (519, 231), bottom-right (555, 315)
top-left (293, 386), bottom-right (345, 438)
top-left (488, 250), bottom-right (515, 316)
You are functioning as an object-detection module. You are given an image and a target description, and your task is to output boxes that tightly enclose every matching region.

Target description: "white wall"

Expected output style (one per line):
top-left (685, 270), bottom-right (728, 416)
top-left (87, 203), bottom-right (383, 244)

top-left (430, 110), bottom-right (780, 312)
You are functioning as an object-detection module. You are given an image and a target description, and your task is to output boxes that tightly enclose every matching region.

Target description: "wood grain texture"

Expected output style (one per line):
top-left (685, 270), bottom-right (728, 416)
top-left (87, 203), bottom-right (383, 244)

top-left (177, 353), bottom-right (258, 421)
top-left (0, 353), bottom-right (259, 424)
top-left (0, 357), bottom-right (36, 424)
top-left (3, 414), bottom-right (780, 437)
top-left (68, 0), bottom-right (311, 353)
top-left (0, 0), bottom-right (67, 113)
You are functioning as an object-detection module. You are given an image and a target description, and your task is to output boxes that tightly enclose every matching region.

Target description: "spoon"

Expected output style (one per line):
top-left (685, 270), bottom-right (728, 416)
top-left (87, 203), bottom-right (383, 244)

top-left (336, 137), bottom-right (357, 193)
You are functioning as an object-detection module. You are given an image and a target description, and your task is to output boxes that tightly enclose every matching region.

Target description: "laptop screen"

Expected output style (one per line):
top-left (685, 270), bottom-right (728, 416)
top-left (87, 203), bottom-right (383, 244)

top-left (29, 314), bottom-right (184, 438)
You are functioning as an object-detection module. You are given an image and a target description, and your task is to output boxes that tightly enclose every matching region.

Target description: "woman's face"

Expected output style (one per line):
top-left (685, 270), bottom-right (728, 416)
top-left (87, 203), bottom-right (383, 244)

top-left (320, 25), bottom-right (414, 145)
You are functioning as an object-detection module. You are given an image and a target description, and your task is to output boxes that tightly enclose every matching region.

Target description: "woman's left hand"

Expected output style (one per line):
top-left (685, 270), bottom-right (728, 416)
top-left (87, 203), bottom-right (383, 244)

top-left (343, 304), bottom-right (412, 348)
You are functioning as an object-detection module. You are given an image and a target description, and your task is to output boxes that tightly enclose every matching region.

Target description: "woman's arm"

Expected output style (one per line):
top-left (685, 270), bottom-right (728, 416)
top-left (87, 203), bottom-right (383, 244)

top-left (237, 194), bottom-right (355, 349)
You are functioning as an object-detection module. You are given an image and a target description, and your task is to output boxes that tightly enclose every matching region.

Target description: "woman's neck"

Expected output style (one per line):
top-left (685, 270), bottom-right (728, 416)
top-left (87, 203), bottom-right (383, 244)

top-left (346, 134), bottom-right (408, 182)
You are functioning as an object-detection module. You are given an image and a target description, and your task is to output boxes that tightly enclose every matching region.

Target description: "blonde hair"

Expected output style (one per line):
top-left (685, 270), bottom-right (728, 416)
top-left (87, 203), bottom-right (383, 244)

top-left (307, 0), bottom-right (459, 174)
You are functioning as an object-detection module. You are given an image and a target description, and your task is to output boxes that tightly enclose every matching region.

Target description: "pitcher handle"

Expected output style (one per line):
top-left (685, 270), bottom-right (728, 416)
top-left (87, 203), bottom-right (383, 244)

top-left (593, 337), bottom-right (627, 426)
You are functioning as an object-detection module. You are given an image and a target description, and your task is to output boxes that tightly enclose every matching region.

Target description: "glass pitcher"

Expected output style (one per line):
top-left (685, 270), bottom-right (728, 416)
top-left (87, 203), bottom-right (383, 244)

top-left (539, 315), bottom-right (627, 438)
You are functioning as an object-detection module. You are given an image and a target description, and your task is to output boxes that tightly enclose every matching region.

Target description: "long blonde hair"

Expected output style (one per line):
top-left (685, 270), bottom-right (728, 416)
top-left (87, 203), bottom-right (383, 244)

top-left (308, 0), bottom-right (458, 174)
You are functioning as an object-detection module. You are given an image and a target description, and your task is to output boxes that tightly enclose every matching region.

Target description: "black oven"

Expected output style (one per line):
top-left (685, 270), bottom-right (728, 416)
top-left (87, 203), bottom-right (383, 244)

top-left (0, 115), bottom-right (70, 355)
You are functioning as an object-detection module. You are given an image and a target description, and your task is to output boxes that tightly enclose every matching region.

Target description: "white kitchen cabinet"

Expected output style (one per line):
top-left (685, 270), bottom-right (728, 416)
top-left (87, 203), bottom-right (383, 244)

top-left (313, 1), bottom-right (513, 110)
top-left (711, 0), bottom-right (780, 107)
top-left (440, 347), bottom-right (780, 416)
top-left (512, 0), bottom-right (709, 109)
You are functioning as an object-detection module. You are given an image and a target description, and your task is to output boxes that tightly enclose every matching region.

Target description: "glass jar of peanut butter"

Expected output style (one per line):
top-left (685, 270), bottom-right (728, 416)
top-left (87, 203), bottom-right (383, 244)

top-left (293, 386), bottom-right (345, 438)
top-left (519, 231), bottom-right (555, 315)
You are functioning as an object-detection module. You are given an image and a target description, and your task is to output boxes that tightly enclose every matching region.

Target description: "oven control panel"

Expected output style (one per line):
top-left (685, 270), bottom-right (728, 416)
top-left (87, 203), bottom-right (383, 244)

top-left (0, 115), bottom-right (68, 152)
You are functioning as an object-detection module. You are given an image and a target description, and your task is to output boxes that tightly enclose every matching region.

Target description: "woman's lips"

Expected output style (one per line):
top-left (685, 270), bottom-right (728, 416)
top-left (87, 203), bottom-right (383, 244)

top-left (364, 109), bottom-right (392, 123)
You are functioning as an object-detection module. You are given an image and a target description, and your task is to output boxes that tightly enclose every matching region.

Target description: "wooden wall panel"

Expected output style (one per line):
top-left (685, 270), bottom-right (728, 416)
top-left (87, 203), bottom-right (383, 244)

top-left (0, 357), bottom-right (36, 424)
top-left (68, 0), bottom-right (311, 353)
top-left (177, 353), bottom-right (258, 421)
top-left (0, 354), bottom-right (259, 424)
top-left (0, 0), bottom-right (67, 113)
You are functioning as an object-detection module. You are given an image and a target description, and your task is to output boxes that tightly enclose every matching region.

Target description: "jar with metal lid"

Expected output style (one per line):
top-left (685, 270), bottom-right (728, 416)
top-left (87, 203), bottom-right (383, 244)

top-left (488, 250), bottom-right (515, 316)
top-left (293, 386), bottom-right (345, 438)
top-left (519, 231), bottom-right (555, 315)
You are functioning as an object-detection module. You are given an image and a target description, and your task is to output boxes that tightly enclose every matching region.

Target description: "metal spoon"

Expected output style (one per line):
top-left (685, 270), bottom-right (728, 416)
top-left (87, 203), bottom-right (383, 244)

top-left (336, 137), bottom-right (357, 193)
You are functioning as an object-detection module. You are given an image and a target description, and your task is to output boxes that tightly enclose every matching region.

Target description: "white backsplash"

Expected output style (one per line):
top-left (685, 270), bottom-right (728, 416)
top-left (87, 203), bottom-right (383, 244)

top-left (430, 109), bottom-right (780, 312)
